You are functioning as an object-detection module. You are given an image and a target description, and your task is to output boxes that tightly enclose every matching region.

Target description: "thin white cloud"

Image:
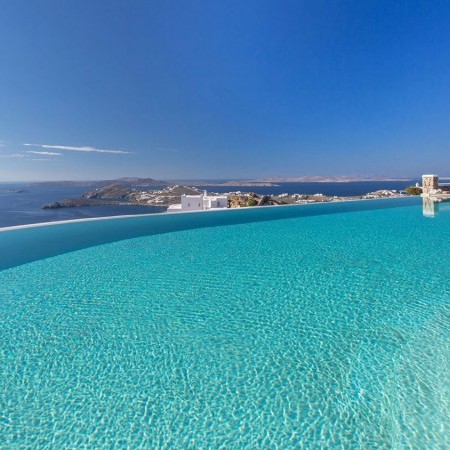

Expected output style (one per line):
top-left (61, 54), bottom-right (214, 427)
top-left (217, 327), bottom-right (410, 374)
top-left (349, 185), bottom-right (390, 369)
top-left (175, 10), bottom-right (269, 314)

top-left (23, 143), bottom-right (131, 154)
top-left (0, 153), bottom-right (25, 158)
top-left (26, 151), bottom-right (61, 156)
top-left (29, 158), bottom-right (50, 161)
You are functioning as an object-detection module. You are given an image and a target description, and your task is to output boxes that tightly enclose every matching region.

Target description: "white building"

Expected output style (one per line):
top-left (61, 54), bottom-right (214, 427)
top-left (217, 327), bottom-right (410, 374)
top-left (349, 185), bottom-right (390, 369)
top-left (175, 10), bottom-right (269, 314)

top-left (168, 191), bottom-right (228, 212)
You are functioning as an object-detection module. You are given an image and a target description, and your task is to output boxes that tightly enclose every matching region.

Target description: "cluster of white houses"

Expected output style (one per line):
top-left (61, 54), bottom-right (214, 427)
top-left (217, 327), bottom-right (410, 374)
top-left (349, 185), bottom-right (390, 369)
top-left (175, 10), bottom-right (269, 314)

top-left (167, 191), bottom-right (228, 212)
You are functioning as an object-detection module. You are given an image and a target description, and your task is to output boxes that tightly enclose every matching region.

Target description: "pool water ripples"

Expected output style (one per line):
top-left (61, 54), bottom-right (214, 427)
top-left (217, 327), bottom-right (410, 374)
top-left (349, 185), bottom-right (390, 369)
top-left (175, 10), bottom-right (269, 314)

top-left (0, 202), bottom-right (449, 448)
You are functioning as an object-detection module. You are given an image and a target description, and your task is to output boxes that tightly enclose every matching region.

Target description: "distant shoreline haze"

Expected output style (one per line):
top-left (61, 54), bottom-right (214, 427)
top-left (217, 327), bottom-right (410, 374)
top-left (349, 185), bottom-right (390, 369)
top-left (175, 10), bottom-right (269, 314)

top-left (252, 176), bottom-right (417, 183)
top-left (2, 175), bottom-right (421, 185)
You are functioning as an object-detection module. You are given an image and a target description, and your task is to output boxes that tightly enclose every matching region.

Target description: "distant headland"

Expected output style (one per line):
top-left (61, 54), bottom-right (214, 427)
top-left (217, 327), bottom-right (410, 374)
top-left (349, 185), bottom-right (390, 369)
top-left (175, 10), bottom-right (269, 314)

top-left (33, 177), bottom-right (172, 187)
top-left (32, 177), bottom-right (278, 188)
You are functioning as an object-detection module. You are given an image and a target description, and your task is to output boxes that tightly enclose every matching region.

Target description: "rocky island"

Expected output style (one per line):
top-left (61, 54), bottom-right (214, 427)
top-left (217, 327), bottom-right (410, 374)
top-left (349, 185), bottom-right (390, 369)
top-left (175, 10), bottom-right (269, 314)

top-left (43, 183), bottom-right (408, 210)
top-left (0, 188), bottom-right (29, 194)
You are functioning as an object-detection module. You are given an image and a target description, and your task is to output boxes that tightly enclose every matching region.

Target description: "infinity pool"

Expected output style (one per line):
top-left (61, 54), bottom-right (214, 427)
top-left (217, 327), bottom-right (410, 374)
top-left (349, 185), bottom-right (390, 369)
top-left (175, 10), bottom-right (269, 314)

top-left (1, 199), bottom-right (449, 448)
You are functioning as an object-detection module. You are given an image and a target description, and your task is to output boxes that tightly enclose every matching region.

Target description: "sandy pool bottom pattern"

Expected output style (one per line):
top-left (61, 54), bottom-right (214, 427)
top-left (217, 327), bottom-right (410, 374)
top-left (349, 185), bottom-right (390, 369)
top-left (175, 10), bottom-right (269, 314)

top-left (0, 203), bottom-right (449, 448)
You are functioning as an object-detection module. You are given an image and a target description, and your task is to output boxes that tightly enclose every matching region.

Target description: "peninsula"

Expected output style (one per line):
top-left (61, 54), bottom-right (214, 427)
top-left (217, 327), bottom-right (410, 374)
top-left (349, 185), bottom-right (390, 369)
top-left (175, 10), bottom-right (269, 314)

top-left (42, 183), bottom-right (409, 210)
top-left (43, 185), bottom-right (201, 209)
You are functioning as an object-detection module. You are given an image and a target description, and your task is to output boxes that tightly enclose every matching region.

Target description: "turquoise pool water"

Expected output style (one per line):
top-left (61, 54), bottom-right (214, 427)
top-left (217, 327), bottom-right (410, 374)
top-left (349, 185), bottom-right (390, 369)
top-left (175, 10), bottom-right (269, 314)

top-left (1, 199), bottom-right (449, 448)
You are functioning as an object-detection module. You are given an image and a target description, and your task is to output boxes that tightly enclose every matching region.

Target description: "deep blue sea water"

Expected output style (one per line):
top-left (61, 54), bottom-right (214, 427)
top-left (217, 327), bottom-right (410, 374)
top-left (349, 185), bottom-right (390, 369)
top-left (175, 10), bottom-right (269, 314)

top-left (0, 199), bottom-right (448, 448)
top-left (0, 183), bottom-right (166, 228)
top-left (0, 180), bottom-right (419, 228)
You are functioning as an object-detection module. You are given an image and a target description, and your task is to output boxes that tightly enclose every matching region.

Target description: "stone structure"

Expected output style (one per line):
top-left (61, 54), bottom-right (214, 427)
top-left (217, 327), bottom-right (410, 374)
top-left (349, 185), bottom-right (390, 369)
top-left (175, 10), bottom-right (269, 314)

top-left (422, 175), bottom-right (439, 195)
top-left (422, 174), bottom-right (450, 197)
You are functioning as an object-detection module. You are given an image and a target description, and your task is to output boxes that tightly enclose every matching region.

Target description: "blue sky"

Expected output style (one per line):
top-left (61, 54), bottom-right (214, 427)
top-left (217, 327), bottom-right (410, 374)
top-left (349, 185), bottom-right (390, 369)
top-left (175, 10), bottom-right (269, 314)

top-left (0, 0), bottom-right (449, 181)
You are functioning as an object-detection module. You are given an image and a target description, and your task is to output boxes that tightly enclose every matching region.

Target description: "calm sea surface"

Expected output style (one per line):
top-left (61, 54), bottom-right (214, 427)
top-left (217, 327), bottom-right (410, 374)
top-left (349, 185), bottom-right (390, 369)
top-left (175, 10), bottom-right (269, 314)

top-left (0, 183), bottom-right (166, 228)
top-left (0, 180), bottom-right (419, 228)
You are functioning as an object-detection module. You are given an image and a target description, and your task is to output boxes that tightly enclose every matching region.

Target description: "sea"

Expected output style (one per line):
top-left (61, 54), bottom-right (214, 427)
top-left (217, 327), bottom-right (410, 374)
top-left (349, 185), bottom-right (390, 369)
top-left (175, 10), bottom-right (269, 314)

top-left (0, 180), bottom-right (420, 228)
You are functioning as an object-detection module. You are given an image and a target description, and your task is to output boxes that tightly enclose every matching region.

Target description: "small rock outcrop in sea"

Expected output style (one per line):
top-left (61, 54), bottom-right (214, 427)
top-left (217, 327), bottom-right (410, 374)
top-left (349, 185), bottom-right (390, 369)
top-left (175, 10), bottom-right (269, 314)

top-left (0, 189), bottom-right (29, 194)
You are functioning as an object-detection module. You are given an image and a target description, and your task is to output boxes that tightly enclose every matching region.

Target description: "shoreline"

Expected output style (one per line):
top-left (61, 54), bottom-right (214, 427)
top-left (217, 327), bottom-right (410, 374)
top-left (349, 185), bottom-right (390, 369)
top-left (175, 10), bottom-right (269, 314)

top-left (0, 195), bottom-right (418, 233)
